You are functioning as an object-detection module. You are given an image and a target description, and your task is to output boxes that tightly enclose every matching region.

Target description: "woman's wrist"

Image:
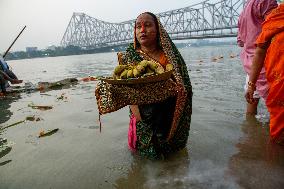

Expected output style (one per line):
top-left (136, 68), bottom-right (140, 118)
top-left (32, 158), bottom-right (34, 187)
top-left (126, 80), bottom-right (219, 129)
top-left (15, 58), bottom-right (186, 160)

top-left (247, 81), bottom-right (256, 90)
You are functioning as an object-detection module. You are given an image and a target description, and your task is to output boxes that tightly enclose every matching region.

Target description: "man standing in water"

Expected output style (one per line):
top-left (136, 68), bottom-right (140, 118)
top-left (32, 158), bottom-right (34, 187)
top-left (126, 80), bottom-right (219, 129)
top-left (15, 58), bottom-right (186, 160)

top-left (237, 0), bottom-right (278, 115)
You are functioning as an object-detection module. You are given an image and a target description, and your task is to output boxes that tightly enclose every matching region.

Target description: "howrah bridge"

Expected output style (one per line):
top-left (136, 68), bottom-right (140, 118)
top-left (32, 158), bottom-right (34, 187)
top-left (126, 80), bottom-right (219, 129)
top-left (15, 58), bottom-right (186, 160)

top-left (60, 0), bottom-right (245, 49)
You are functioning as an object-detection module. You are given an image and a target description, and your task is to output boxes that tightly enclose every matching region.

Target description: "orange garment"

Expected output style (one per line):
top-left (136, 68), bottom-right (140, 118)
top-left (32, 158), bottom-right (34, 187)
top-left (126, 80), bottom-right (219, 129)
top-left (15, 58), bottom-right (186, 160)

top-left (256, 4), bottom-right (284, 144)
top-left (159, 52), bottom-right (169, 68)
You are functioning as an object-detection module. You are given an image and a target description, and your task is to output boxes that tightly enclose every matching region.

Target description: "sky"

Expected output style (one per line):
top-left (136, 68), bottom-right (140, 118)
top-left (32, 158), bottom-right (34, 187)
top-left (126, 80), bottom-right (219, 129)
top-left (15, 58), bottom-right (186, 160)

top-left (0, 0), bottom-right (213, 52)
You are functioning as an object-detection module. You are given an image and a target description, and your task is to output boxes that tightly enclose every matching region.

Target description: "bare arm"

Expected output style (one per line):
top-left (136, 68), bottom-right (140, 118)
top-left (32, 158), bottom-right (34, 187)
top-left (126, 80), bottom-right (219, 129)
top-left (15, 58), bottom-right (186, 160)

top-left (0, 70), bottom-right (13, 81)
top-left (0, 70), bottom-right (22, 84)
top-left (245, 46), bottom-right (267, 103)
top-left (249, 47), bottom-right (267, 84)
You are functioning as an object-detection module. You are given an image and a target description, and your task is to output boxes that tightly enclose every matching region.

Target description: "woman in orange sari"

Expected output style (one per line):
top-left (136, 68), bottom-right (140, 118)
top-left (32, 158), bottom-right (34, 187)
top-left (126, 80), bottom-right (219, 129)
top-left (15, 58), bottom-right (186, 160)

top-left (246, 2), bottom-right (284, 145)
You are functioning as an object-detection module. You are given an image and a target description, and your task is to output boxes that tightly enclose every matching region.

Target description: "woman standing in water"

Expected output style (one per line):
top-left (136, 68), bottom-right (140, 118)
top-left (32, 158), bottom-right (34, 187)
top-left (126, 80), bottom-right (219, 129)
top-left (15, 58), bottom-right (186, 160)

top-left (246, 2), bottom-right (284, 145)
top-left (237, 0), bottom-right (278, 115)
top-left (96, 12), bottom-right (192, 159)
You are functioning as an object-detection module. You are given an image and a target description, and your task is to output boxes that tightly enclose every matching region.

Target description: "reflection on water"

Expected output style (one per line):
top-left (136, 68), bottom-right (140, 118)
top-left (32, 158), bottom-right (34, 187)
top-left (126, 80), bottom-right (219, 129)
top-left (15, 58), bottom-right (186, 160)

top-left (0, 159), bottom-right (12, 166)
top-left (0, 97), bottom-right (19, 165)
top-left (0, 97), bottom-right (16, 124)
top-left (229, 116), bottom-right (284, 189)
top-left (114, 149), bottom-right (190, 189)
top-left (0, 146), bottom-right (12, 166)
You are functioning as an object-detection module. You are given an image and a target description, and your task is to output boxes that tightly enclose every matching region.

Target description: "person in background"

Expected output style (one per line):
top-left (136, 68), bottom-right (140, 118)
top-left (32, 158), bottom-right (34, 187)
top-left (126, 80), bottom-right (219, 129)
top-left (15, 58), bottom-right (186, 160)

top-left (246, 1), bottom-right (284, 145)
top-left (0, 55), bottom-right (22, 93)
top-left (237, 0), bottom-right (278, 115)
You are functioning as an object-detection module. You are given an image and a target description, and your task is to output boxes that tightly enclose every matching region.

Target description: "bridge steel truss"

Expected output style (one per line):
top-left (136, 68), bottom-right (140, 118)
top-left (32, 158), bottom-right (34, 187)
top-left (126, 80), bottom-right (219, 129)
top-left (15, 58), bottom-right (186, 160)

top-left (61, 0), bottom-right (245, 49)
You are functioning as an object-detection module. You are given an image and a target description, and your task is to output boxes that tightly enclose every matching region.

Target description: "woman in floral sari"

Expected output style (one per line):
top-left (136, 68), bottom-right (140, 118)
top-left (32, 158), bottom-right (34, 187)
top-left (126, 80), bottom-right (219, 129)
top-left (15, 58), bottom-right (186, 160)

top-left (246, 3), bottom-right (284, 145)
top-left (96, 12), bottom-right (192, 159)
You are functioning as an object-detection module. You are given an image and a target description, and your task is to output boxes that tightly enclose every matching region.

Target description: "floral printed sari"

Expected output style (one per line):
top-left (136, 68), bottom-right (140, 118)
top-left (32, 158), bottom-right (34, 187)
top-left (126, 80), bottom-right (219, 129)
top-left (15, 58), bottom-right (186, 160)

top-left (96, 13), bottom-right (192, 158)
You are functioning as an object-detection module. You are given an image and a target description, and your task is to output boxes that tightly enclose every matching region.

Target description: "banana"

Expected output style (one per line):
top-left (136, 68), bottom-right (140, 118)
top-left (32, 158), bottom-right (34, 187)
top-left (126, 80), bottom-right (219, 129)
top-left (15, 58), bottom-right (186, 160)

top-left (127, 69), bottom-right (134, 78)
top-left (136, 65), bottom-right (145, 73)
top-left (155, 65), bottom-right (165, 74)
top-left (166, 64), bottom-right (174, 71)
top-left (133, 68), bottom-right (140, 78)
top-left (120, 69), bottom-right (128, 79)
top-left (139, 60), bottom-right (148, 68)
top-left (148, 61), bottom-right (158, 70)
top-left (113, 59), bottom-right (170, 80)
top-left (114, 65), bottom-right (127, 75)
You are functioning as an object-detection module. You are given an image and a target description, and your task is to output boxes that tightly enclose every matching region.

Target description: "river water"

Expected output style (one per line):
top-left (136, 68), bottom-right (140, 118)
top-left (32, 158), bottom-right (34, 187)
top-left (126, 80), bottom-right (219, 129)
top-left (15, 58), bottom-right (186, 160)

top-left (0, 45), bottom-right (283, 189)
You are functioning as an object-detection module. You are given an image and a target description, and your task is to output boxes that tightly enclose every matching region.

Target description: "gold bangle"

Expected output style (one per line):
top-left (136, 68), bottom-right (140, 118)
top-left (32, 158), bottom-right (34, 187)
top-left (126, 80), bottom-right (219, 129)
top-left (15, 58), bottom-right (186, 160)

top-left (248, 81), bottom-right (256, 89)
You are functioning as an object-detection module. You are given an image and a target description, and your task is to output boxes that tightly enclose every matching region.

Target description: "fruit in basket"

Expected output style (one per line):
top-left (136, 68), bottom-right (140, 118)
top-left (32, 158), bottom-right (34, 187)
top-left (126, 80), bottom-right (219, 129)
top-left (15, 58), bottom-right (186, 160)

top-left (112, 73), bottom-right (118, 79)
top-left (127, 69), bottom-right (134, 78)
top-left (120, 69), bottom-right (128, 79)
top-left (155, 65), bottom-right (165, 74)
top-left (136, 65), bottom-right (145, 73)
top-left (133, 68), bottom-right (140, 78)
top-left (112, 60), bottom-right (171, 80)
top-left (166, 63), bottom-right (174, 71)
top-left (114, 65), bottom-right (127, 75)
top-left (140, 60), bottom-right (148, 68)
top-left (148, 61), bottom-right (158, 70)
top-left (146, 67), bottom-right (155, 74)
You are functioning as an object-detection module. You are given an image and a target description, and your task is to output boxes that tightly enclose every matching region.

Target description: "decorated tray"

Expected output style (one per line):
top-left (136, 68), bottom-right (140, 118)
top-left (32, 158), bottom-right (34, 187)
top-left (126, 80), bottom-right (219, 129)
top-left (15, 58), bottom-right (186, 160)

top-left (101, 70), bottom-right (173, 85)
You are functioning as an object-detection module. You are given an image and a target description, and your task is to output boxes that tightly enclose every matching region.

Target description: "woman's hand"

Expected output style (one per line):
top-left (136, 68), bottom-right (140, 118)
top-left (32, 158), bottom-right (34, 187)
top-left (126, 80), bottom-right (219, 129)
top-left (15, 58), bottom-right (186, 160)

top-left (246, 47), bottom-right (267, 104)
top-left (245, 84), bottom-right (256, 104)
top-left (130, 105), bottom-right (142, 122)
top-left (245, 44), bottom-right (269, 104)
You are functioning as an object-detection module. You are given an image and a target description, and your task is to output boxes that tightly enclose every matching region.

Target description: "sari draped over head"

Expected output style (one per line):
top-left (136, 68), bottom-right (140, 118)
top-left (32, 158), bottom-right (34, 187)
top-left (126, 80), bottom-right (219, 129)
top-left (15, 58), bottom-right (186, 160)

top-left (256, 4), bottom-right (284, 144)
top-left (95, 13), bottom-right (192, 158)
